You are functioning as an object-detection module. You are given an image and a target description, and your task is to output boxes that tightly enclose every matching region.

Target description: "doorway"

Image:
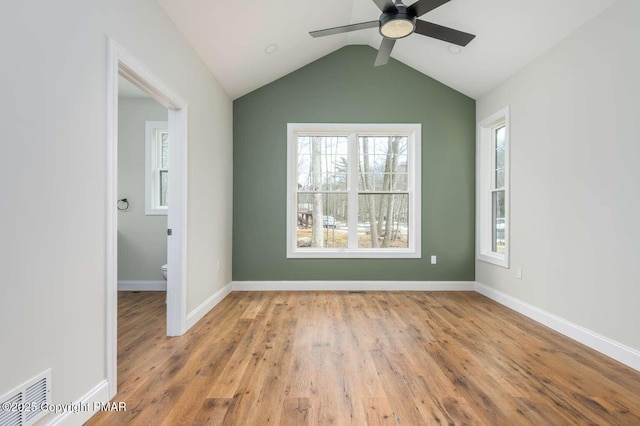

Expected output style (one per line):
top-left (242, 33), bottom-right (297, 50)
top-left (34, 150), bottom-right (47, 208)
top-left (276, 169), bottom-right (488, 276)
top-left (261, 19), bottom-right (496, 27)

top-left (106, 39), bottom-right (188, 399)
top-left (117, 77), bottom-right (168, 291)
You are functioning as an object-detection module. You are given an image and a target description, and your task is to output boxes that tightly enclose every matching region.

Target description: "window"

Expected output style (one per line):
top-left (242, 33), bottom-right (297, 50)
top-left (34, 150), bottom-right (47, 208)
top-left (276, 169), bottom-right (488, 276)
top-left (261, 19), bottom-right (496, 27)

top-left (477, 107), bottom-right (510, 267)
top-left (287, 123), bottom-right (421, 258)
top-left (145, 121), bottom-right (169, 215)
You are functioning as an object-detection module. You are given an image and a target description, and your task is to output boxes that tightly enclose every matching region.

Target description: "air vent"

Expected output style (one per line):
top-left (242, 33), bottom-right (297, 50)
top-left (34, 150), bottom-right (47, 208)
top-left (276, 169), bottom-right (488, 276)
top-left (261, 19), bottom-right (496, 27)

top-left (0, 369), bottom-right (51, 426)
top-left (0, 393), bottom-right (22, 426)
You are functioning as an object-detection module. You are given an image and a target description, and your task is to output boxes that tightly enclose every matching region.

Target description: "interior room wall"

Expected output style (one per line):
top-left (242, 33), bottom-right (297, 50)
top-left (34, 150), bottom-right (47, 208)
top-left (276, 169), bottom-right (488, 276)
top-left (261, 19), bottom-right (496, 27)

top-left (118, 98), bottom-right (168, 282)
top-left (476, 0), bottom-right (640, 352)
top-left (233, 45), bottom-right (476, 282)
top-left (0, 0), bottom-right (232, 419)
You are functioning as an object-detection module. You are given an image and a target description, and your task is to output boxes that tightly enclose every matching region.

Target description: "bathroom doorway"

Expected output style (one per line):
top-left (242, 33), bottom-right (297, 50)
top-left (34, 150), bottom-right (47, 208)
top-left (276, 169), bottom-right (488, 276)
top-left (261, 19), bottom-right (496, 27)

top-left (117, 77), bottom-right (169, 292)
top-left (106, 39), bottom-right (188, 399)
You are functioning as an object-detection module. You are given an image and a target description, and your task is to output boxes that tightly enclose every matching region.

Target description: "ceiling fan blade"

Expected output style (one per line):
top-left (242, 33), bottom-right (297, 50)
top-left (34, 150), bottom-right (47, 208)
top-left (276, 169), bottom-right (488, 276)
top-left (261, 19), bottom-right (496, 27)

top-left (407, 0), bottom-right (450, 18)
top-left (374, 38), bottom-right (396, 67)
top-left (372, 0), bottom-right (398, 13)
top-left (414, 19), bottom-right (475, 46)
top-left (310, 20), bottom-right (379, 38)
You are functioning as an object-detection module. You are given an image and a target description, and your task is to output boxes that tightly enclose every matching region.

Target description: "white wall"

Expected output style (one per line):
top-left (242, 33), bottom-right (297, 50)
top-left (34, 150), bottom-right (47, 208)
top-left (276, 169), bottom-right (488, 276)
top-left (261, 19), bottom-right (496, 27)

top-left (476, 0), bottom-right (640, 352)
top-left (118, 98), bottom-right (168, 281)
top-left (0, 0), bottom-right (232, 419)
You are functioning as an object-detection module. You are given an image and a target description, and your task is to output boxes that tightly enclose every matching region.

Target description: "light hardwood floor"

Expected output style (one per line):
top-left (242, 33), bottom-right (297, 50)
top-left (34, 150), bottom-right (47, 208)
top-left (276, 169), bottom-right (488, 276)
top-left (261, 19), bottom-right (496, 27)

top-left (86, 291), bottom-right (640, 425)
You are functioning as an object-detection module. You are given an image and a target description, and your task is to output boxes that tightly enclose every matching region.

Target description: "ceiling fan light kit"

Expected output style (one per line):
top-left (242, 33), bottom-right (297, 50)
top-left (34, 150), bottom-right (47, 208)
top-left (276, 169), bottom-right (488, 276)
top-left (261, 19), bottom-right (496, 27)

top-left (379, 6), bottom-right (415, 39)
top-left (310, 0), bottom-right (475, 66)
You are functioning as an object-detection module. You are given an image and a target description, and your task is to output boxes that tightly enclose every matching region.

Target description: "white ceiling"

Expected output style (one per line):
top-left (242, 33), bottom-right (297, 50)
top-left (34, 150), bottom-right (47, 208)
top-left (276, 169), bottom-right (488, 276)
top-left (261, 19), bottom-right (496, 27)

top-left (158, 0), bottom-right (616, 100)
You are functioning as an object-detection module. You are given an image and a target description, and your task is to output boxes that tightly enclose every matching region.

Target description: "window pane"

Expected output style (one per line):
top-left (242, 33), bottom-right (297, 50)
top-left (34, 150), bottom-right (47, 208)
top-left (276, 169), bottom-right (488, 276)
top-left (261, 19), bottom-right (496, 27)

top-left (159, 170), bottom-right (168, 207)
top-left (297, 136), bottom-right (348, 192)
top-left (495, 126), bottom-right (505, 189)
top-left (160, 131), bottom-right (169, 169)
top-left (492, 190), bottom-right (505, 253)
top-left (296, 193), bottom-right (347, 248)
top-left (358, 136), bottom-right (408, 191)
top-left (357, 194), bottom-right (408, 248)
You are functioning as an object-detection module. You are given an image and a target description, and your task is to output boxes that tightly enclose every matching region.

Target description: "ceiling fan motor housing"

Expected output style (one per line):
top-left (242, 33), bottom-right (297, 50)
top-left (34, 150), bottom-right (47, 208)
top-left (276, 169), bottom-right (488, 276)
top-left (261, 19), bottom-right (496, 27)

top-left (379, 5), bottom-right (416, 39)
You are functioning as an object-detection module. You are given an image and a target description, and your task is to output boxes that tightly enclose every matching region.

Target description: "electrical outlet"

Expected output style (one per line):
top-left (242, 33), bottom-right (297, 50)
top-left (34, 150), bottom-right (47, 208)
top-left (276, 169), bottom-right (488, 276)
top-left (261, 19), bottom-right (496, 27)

top-left (516, 267), bottom-right (523, 279)
top-left (430, 255), bottom-right (437, 265)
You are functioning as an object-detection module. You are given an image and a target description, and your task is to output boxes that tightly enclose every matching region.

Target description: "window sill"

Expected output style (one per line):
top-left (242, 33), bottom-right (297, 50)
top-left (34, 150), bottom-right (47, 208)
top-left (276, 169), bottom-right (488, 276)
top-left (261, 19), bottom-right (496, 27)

top-left (287, 249), bottom-right (421, 259)
top-left (145, 207), bottom-right (168, 216)
top-left (477, 252), bottom-right (509, 268)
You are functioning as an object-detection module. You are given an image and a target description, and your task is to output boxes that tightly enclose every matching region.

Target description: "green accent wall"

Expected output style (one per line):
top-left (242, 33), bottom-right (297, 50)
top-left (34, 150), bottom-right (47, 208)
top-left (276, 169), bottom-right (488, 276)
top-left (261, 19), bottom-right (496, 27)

top-left (233, 45), bottom-right (475, 281)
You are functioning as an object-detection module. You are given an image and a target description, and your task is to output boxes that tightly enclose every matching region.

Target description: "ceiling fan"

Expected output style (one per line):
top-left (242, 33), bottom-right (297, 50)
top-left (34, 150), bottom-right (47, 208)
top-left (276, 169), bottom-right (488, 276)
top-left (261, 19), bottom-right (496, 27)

top-left (309, 0), bottom-right (475, 66)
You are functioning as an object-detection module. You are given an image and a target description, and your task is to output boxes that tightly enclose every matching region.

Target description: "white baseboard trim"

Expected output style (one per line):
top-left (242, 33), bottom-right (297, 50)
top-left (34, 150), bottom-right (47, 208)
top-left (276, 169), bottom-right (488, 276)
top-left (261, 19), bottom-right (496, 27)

top-left (117, 280), bottom-right (166, 291)
top-left (47, 379), bottom-right (110, 426)
top-left (475, 281), bottom-right (640, 372)
top-left (232, 280), bottom-right (476, 291)
top-left (186, 282), bottom-right (233, 330)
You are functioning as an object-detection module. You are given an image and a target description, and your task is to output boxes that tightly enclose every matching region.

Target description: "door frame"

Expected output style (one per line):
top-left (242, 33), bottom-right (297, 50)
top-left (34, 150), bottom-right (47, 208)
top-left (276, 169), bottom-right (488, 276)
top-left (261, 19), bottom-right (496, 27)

top-left (106, 39), bottom-right (188, 398)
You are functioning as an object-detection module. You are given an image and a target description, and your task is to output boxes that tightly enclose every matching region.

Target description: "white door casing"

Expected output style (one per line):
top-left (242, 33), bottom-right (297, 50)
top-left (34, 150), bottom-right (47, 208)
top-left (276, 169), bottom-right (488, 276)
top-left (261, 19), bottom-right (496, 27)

top-left (106, 39), bottom-right (188, 398)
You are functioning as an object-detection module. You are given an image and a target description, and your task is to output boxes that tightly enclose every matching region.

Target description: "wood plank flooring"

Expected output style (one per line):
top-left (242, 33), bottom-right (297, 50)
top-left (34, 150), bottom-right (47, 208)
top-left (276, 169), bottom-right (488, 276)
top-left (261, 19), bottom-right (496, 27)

top-left (86, 291), bottom-right (640, 425)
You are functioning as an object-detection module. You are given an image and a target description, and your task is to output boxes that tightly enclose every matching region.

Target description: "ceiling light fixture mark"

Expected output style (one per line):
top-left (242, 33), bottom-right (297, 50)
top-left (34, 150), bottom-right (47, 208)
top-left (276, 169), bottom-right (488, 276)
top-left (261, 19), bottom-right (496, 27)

top-left (264, 43), bottom-right (278, 54)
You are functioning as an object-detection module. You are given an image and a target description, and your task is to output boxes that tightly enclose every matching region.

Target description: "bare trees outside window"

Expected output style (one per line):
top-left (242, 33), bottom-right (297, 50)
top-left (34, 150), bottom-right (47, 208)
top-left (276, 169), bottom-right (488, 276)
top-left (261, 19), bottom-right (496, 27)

top-left (288, 124), bottom-right (421, 258)
top-left (296, 136), bottom-right (348, 249)
top-left (358, 136), bottom-right (409, 249)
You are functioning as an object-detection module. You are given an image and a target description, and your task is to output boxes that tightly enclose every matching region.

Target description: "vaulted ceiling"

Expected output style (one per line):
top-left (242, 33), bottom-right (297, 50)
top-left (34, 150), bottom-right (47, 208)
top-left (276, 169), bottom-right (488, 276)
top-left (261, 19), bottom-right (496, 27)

top-left (158, 0), bottom-right (615, 100)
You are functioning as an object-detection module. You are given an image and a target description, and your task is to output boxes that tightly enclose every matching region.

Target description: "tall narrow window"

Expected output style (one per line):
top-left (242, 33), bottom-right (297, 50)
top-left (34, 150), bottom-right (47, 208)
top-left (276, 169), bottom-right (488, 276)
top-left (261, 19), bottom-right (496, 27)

top-left (477, 107), bottom-right (510, 267)
top-left (492, 125), bottom-right (506, 254)
top-left (145, 121), bottom-right (169, 215)
top-left (287, 123), bottom-right (421, 258)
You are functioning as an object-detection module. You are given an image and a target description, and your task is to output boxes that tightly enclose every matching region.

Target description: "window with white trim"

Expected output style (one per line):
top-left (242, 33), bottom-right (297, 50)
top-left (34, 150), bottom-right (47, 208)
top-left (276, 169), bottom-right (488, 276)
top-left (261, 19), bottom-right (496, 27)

top-left (287, 123), bottom-right (421, 258)
top-left (145, 121), bottom-right (169, 215)
top-left (477, 107), bottom-right (509, 267)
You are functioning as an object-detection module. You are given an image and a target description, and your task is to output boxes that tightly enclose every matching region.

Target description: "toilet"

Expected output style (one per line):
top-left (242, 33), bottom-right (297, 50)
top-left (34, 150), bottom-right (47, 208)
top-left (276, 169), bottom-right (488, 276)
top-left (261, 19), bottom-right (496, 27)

top-left (161, 264), bottom-right (168, 280)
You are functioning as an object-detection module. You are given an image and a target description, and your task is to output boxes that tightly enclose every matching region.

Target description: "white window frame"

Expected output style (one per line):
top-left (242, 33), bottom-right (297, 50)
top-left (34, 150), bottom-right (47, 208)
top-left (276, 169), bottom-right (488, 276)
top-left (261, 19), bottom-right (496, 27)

top-left (477, 106), bottom-right (510, 268)
top-left (287, 123), bottom-right (421, 259)
top-left (145, 120), bottom-right (169, 215)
